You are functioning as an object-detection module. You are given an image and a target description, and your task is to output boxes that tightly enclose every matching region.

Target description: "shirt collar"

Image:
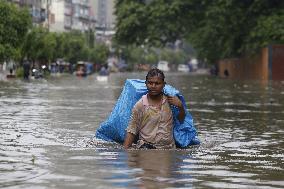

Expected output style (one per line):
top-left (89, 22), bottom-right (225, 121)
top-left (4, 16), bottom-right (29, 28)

top-left (142, 94), bottom-right (166, 106)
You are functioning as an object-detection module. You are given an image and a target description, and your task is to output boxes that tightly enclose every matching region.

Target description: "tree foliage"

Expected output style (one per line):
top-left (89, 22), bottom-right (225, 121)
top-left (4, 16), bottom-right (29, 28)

top-left (115, 0), bottom-right (284, 63)
top-left (0, 1), bottom-right (31, 62)
top-left (22, 27), bottom-right (56, 63)
top-left (21, 28), bottom-right (109, 65)
top-left (0, 0), bottom-right (109, 68)
top-left (88, 44), bottom-right (109, 65)
top-left (62, 31), bottom-right (87, 64)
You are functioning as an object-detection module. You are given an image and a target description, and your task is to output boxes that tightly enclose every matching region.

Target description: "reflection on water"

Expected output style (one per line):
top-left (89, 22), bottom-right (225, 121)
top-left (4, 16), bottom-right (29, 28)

top-left (0, 73), bottom-right (283, 189)
top-left (126, 150), bottom-right (176, 189)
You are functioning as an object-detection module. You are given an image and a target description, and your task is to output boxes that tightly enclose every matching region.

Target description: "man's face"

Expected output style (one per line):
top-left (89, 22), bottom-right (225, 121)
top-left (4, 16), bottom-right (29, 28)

top-left (146, 76), bottom-right (165, 96)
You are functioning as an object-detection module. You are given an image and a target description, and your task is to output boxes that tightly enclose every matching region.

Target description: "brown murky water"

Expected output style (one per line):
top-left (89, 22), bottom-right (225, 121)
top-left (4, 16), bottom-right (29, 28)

top-left (0, 72), bottom-right (283, 189)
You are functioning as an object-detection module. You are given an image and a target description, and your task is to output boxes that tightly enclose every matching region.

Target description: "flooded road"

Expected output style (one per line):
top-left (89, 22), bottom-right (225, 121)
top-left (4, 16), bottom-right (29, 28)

top-left (0, 72), bottom-right (283, 189)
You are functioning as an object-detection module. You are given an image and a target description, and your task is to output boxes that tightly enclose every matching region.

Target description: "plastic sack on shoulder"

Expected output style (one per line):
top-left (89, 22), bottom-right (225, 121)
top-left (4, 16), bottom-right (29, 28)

top-left (95, 79), bottom-right (147, 143)
top-left (170, 94), bottom-right (200, 147)
top-left (95, 79), bottom-right (200, 147)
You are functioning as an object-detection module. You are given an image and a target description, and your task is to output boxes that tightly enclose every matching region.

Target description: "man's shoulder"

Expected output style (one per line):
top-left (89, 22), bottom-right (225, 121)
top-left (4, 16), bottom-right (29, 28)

top-left (133, 96), bottom-right (145, 110)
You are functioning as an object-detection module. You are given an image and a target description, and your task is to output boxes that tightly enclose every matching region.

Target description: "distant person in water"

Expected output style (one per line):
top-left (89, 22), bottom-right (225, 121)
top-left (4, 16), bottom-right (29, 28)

top-left (99, 64), bottom-right (109, 76)
top-left (123, 68), bottom-right (185, 149)
top-left (23, 59), bottom-right (30, 80)
top-left (7, 60), bottom-right (15, 75)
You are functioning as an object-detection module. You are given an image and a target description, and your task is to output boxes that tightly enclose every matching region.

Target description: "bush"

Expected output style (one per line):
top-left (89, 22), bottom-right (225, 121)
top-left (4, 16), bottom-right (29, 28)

top-left (15, 67), bottom-right (24, 78)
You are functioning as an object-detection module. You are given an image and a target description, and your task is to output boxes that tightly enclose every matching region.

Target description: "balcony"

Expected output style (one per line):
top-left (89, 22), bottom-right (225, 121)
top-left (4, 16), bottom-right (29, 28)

top-left (72, 0), bottom-right (89, 6)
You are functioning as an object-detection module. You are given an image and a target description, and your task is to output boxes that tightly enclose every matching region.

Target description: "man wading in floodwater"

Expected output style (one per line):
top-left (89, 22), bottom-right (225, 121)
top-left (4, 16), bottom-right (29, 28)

top-left (123, 68), bottom-right (185, 149)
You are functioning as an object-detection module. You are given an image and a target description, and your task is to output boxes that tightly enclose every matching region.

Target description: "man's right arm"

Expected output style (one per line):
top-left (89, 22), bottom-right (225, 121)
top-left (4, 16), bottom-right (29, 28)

top-left (123, 100), bottom-right (144, 149)
top-left (123, 100), bottom-right (142, 149)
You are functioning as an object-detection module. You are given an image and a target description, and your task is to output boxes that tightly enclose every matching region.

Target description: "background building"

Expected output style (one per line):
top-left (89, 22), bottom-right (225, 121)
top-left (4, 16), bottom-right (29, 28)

top-left (89, 0), bottom-right (116, 40)
top-left (48, 0), bottom-right (95, 32)
top-left (6, 0), bottom-right (116, 35)
top-left (7, 0), bottom-right (47, 26)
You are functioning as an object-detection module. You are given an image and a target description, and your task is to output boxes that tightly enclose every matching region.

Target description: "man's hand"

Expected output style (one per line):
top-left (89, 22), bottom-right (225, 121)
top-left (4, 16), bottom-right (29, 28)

top-left (167, 96), bottom-right (185, 123)
top-left (167, 96), bottom-right (183, 108)
top-left (123, 132), bottom-right (136, 149)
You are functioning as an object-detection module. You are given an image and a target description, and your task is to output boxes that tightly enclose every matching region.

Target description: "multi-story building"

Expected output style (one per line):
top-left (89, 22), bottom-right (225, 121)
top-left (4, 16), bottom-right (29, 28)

top-left (89, 0), bottom-right (116, 40)
top-left (7, 0), bottom-right (119, 34)
top-left (91, 0), bottom-right (115, 30)
top-left (48, 0), bottom-right (95, 32)
top-left (6, 0), bottom-right (47, 26)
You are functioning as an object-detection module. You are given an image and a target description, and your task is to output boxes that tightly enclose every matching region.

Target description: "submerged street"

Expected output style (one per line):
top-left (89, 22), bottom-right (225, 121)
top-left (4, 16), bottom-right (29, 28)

top-left (0, 72), bottom-right (283, 189)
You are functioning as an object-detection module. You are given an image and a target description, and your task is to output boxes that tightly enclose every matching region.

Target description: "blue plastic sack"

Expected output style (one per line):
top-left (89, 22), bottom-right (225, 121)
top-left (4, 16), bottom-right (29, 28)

top-left (95, 79), bottom-right (200, 147)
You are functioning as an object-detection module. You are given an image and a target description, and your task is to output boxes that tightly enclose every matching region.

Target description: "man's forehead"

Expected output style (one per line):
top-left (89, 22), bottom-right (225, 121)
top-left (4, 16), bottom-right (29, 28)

top-left (147, 76), bottom-right (164, 82)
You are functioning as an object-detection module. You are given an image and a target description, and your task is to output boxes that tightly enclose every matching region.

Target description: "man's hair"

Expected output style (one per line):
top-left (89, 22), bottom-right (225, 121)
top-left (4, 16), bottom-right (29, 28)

top-left (146, 68), bottom-right (165, 81)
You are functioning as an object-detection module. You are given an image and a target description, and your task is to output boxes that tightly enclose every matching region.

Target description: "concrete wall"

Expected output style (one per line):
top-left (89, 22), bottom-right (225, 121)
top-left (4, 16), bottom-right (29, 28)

top-left (218, 45), bottom-right (284, 81)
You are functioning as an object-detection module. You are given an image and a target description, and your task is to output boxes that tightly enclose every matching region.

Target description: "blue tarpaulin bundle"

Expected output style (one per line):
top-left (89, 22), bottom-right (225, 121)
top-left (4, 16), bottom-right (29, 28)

top-left (95, 79), bottom-right (200, 147)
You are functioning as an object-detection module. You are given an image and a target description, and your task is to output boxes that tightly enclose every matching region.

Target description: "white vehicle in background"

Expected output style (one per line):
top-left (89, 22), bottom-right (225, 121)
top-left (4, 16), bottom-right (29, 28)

top-left (157, 61), bottom-right (170, 72)
top-left (189, 58), bottom-right (199, 72)
top-left (96, 75), bottom-right (108, 82)
top-left (177, 64), bottom-right (190, 72)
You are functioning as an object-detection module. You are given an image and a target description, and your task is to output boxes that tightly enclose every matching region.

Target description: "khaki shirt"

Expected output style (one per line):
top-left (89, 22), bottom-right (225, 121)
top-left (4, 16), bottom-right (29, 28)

top-left (126, 94), bottom-right (175, 149)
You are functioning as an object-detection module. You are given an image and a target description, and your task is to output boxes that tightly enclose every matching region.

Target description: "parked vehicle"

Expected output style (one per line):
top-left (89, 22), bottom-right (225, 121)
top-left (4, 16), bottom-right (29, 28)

top-left (96, 75), bottom-right (108, 82)
top-left (177, 64), bottom-right (189, 72)
top-left (189, 58), bottom-right (199, 72)
top-left (31, 65), bottom-right (49, 79)
top-left (31, 68), bottom-right (43, 79)
top-left (157, 61), bottom-right (170, 72)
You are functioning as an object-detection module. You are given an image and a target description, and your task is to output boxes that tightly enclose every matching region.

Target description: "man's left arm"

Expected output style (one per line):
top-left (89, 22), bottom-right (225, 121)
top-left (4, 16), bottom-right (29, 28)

top-left (167, 96), bottom-right (185, 123)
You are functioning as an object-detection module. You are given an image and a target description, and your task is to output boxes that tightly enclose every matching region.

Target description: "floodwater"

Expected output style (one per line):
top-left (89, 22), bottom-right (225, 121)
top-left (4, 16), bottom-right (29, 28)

top-left (0, 72), bottom-right (283, 189)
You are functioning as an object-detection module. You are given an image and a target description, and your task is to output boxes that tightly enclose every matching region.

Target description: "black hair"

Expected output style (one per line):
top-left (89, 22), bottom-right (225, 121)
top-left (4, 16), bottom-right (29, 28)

top-left (146, 68), bottom-right (165, 81)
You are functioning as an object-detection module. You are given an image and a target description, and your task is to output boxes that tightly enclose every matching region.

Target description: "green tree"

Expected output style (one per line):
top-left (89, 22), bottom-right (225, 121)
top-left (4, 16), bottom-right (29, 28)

top-left (53, 33), bottom-right (66, 61)
top-left (22, 27), bottom-right (41, 62)
top-left (0, 1), bottom-right (31, 62)
top-left (62, 31), bottom-right (88, 64)
top-left (115, 0), bottom-right (284, 63)
top-left (115, 0), bottom-right (188, 46)
top-left (89, 44), bottom-right (109, 65)
top-left (37, 32), bottom-right (57, 64)
top-left (85, 28), bottom-right (95, 48)
top-left (128, 47), bottom-right (145, 65)
top-left (22, 27), bottom-right (56, 64)
top-left (144, 50), bottom-right (158, 65)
